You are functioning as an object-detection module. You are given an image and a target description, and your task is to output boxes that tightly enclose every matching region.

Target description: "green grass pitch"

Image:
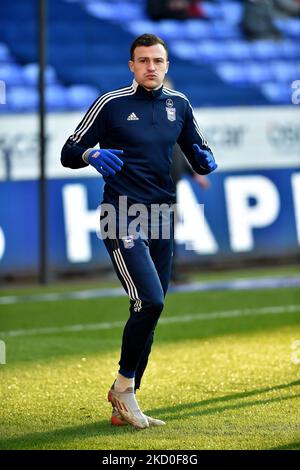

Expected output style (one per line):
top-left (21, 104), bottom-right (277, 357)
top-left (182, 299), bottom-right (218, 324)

top-left (0, 269), bottom-right (300, 450)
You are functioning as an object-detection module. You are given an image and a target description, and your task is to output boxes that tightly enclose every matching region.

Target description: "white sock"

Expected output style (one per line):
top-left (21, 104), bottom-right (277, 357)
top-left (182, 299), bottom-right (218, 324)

top-left (114, 373), bottom-right (135, 392)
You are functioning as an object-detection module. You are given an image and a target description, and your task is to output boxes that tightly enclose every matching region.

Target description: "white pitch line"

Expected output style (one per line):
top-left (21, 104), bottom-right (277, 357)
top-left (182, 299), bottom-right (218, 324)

top-left (0, 304), bottom-right (299, 338)
top-left (1, 277), bottom-right (299, 305)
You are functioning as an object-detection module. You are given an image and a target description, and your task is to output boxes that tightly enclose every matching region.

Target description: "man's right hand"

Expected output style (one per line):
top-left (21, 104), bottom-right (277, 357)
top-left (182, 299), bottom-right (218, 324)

top-left (83, 149), bottom-right (124, 177)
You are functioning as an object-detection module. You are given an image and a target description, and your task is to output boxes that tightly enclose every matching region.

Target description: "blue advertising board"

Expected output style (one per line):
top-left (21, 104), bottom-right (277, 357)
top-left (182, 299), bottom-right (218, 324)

top-left (0, 168), bottom-right (299, 275)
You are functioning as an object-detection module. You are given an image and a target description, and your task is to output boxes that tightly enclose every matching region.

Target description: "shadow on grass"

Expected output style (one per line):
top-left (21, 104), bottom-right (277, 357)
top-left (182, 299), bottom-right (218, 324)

top-left (147, 380), bottom-right (300, 422)
top-left (0, 419), bottom-right (138, 450)
top-left (269, 441), bottom-right (300, 450)
top-left (1, 380), bottom-right (299, 449)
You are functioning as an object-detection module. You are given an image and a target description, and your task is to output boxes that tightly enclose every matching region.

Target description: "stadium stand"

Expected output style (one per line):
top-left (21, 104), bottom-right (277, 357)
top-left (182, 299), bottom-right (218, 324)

top-left (0, 0), bottom-right (299, 111)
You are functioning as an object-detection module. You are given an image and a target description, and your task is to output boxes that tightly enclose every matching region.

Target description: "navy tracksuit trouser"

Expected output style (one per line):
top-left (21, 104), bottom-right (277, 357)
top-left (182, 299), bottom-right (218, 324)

top-left (102, 208), bottom-right (174, 390)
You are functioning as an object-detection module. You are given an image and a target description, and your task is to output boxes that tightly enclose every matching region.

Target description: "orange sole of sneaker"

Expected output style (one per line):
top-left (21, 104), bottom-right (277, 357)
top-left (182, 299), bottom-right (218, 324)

top-left (111, 416), bottom-right (128, 426)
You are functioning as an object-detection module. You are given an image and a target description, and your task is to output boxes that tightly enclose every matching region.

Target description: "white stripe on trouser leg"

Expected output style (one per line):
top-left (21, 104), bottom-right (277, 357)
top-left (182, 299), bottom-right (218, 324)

top-left (114, 239), bottom-right (141, 309)
top-left (114, 250), bottom-right (141, 312)
top-left (115, 248), bottom-right (142, 313)
top-left (111, 243), bottom-right (134, 299)
top-left (112, 243), bottom-right (136, 302)
top-left (112, 243), bottom-right (142, 312)
top-left (112, 248), bottom-right (142, 312)
top-left (112, 249), bottom-right (134, 300)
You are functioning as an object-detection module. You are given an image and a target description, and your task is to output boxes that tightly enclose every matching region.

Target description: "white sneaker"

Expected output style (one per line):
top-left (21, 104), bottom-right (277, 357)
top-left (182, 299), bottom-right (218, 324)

top-left (108, 386), bottom-right (149, 429)
top-left (110, 405), bottom-right (166, 427)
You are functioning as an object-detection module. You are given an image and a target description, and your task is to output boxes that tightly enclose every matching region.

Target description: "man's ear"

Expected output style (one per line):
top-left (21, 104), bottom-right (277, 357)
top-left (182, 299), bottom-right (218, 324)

top-left (166, 61), bottom-right (170, 74)
top-left (128, 60), bottom-right (134, 72)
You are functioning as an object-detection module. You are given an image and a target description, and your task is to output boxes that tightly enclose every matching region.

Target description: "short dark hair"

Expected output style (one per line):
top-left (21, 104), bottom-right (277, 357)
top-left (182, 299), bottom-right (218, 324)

top-left (130, 34), bottom-right (168, 60)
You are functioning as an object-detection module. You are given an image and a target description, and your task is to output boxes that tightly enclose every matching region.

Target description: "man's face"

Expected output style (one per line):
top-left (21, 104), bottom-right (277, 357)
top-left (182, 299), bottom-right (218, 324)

top-left (129, 44), bottom-right (169, 90)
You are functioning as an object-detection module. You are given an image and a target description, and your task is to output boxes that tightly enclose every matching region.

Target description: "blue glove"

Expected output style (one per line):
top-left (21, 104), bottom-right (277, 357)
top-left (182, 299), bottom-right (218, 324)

top-left (192, 144), bottom-right (217, 173)
top-left (85, 149), bottom-right (124, 177)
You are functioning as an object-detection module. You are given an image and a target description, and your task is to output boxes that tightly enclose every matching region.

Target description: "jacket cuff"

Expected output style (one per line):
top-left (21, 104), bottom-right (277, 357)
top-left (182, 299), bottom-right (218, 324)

top-left (82, 148), bottom-right (92, 164)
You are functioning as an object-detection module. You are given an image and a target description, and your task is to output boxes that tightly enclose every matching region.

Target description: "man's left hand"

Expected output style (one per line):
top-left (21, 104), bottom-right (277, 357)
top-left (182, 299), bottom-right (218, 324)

top-left (192, 144), bottom-right (217, 172)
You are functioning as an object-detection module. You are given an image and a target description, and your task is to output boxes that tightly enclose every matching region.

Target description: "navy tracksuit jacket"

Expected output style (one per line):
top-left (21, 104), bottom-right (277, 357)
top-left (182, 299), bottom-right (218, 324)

top-left (61, 80), bottom-right (215, 386)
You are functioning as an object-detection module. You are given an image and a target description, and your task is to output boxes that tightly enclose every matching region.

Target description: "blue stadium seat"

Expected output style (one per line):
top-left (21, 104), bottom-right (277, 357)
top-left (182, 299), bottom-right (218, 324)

top-left (23, 63), bottom-right (58, 85)
top-left (155, 20), bottom-right (187, 39)
top-left (218, 61), bottom-right (281, 85)
top-left (226, 41), bottom-right (253, 61)
top-left (270, 61), bottom-right (299, 83)
top-left (67, 84), bottom-right (100, 110)
top-left (249, 40), bottom-right (282, 60)
top-left (126, 20), bottom-right (159, 37)
top-left (46, 84), bottom-right (68, 111)
top-left (86, 1), bottom-right (146, 21)
top-left (190, 40), bottom-right (228, 63)
top-left (0, 64), bottom-right (24, 86)
top-left (7, 86), bottom-right (38, 111)
top-left (261, 82), bottom-right (292, 104)
top-left (182, 20), bottom-right (213, 39)
top-left (247, 62), bottom-right (273, 84)
top-left (202, 2), bottom-right (223, 20)
top-left (170, 41), bottom-right (196, 61)
top-left (277, 41), bottom-right (300, 60)
top-left (275, 18), bottom-right (300, 38)
top-left (203, 1), bottom-right (243, 24)
top-left (220, 2), bottom-right (243, 24)
top-left (210, 21), bottom-right (242, 40)
top-left (246, 39), bottom-right (300, 62)
top-left (217, 62), bottom-right (248, 84)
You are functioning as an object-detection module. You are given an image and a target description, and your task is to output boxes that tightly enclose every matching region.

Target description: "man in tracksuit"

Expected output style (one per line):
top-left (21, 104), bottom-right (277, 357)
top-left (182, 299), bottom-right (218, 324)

top-left (61, 34), bottom-right (217, 429)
